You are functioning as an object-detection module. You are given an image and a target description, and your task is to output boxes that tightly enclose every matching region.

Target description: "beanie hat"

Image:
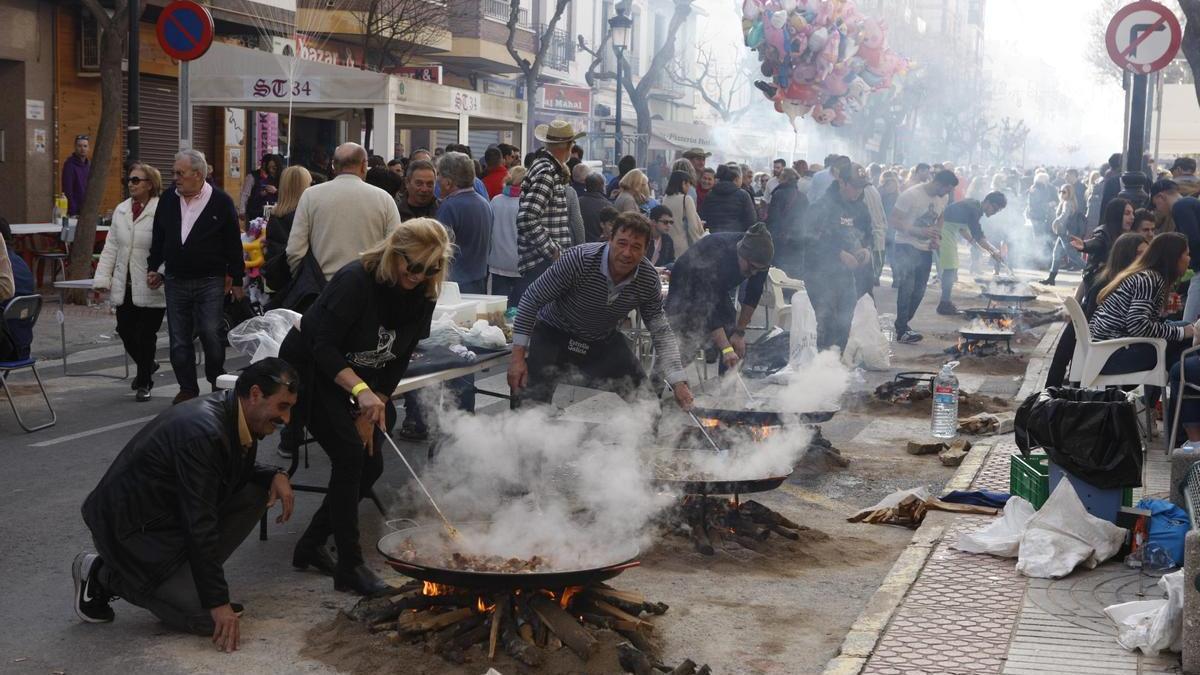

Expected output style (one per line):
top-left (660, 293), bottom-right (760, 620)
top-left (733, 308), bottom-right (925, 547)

top-left (737, 222), bottom-right (774, 268)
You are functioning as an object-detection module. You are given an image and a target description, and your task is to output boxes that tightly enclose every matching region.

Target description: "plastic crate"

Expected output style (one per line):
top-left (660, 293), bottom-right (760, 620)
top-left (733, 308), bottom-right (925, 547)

top-left (1008, 452), bottom-right (1133, 513)
top-left (1010, 452), bottom-right (1050, 509)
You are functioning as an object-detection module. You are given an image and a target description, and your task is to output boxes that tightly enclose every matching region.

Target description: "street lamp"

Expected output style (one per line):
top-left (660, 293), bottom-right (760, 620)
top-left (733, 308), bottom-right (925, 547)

top-left (609, 7), bottom-right (633, 165)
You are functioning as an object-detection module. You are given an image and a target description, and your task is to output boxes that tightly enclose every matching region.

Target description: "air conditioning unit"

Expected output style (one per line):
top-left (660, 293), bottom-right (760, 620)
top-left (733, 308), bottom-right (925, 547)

top-left (79, 10), bottom-right (101, 74)
top-left (594, 103), bottom-right (611, 118)
top-left (270, 35), bottom-right (296, 57)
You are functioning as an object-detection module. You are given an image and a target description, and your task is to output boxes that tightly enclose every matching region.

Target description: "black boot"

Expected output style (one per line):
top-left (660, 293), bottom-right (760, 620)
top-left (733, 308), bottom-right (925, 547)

top-left (334, 564), bottom-right (391, 596)
top-left (292, 542), bottom-right (338, 577)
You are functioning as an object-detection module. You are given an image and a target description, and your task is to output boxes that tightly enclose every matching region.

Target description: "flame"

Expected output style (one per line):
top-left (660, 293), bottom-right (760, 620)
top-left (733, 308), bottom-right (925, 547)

top-left (997, 317), bottom-right (1014, 330)
top-left (476, 597), bottom-right (496, 613)
top-left (750, 425), bottom-right (778, 442)
top-left (560, 586), bottom-right (583, 610)
top-left (699, 417), bottom-right (720, 428)
top-left (422, 581), bottom-right (457, 596)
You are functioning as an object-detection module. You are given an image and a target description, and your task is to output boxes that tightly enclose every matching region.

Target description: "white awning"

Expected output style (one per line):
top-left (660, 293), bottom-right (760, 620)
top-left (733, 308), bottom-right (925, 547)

top-left (650, 120), bottom-right (714, 152)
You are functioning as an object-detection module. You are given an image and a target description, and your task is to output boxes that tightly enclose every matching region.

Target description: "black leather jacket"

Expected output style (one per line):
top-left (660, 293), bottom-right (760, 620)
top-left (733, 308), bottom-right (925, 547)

top-left (81, 391), bottom-right (280, 609)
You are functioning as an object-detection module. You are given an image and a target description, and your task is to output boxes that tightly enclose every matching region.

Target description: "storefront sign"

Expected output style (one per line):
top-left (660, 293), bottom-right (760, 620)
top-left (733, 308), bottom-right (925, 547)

top-left (296, 33), bottom-right (363, 70)
top-left (255, 112), bottom-right (279, 156)
top-left (389, 66), bottom-right (443, 84)
top-left (452, 90), bottom-right (481, 113)
top-left (25, 99), bottom-right (45, 121)
top-left (482, 79), bottom-right (518, 99)
top-left (246, 77), bottom-right (321, 101)
top-left (538, 83), bottom-right (591, 114)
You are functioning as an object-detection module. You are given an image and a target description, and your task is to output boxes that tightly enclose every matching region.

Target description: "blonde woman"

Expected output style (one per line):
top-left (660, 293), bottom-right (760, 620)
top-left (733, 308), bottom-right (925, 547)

top-left (613, 168), bottom-right (651, 215)
top-left (279, 218), bottom-right (451, 596)
top-left (93, 162), bottom-right (164, 402)
top-left (1042, 182), bottom-right (1083, 285)
top-left (264, 165), bottom-right (312, 291)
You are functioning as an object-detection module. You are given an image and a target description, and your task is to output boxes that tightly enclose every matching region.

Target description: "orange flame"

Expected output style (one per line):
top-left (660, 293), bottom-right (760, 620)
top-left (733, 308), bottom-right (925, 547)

top-left (699, 417), bottom-right (720, 428)
top-left (422, 581), bottom-right (456, 596)
top-left (750, 425), bottom-right (777, 442)
top-left (560, 586), bottom-right (583, 610)
top-left (476, 597), bottom-right (496, 613)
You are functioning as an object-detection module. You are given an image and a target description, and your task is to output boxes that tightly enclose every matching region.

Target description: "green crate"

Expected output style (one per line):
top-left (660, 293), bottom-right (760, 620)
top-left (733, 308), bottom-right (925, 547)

top-left (1008, 452), bottom-right (1133, 510)
top-left (1010, 452), bottom-right (1050, 509)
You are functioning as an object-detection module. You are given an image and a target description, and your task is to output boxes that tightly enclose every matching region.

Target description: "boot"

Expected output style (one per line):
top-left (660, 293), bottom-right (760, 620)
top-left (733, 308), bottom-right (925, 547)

top-left (292, 542), bottom-right (338, 577)
top-left (334, 564), bottom-right (391, 596)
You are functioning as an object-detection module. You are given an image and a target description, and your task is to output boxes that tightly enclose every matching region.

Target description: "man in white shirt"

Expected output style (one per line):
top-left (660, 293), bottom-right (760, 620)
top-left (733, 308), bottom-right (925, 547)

top-left (286, 142), bottom-right (401, 279)
top-left (762, 158), bottom-right (787, 205)
top-left (888, 170), bottom-right (959, 343)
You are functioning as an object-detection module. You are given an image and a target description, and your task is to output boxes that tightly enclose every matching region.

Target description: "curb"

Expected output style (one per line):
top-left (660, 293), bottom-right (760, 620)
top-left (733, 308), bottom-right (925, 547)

top-left (822, 321), bottom-right (1064, 675)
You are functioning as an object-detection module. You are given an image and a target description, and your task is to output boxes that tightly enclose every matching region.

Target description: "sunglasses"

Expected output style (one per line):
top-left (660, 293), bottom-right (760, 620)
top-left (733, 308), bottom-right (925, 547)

top-left (658, 219), bottom-right (675, 226)
top-left (402, 252), bottom-right (441, 277)
top-left (265, 373), bottom-right (298, 394)
top-left (125, 176), bottom-right (146, 185)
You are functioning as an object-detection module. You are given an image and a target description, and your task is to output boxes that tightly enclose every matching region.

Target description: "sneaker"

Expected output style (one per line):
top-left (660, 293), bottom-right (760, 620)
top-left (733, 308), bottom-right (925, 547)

top-left (936, 301), bottom-right (959, 316)
top-left (135, 387), bottom-right (151, 402)
top-left (172, 391), bottom-right (197, 406)
top-left (278, 445), bottom-right (295, 459)
top-left (72, 552), bottom-right (114, 623)
top-left (897, 330), bottom-right (923, 344)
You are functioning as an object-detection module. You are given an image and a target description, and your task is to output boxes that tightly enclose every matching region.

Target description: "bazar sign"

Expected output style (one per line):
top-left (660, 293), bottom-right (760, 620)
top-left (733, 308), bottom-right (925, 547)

top-left (246, 77), bottom-right (321, 101)
top-left (539, 84), bottom-right (591, 113)
top-left (296, 33), bottom-right (363, 69)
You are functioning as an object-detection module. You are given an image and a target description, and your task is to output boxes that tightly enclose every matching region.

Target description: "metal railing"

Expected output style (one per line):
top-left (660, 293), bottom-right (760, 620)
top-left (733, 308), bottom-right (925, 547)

top-left (483, 0), bottom-right (529, 27)
top-left (538, 24), bottom-right (572, 71)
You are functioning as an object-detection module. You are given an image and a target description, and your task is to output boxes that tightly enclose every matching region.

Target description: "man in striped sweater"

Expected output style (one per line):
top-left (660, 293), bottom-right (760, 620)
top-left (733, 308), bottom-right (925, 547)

top-left (507, 212), bottom-right (695, 409)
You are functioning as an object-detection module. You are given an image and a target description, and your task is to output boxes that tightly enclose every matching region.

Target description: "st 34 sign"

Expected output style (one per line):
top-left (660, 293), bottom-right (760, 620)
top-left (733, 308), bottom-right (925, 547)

top-left (1105, 0), bottom-right (1182, 74)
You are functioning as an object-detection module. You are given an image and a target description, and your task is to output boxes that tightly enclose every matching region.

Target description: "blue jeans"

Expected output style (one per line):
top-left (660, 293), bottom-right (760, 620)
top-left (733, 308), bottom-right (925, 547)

top-left (165, 276), bottom-right (226, 394)
top-left (489, 274), bottom-right (521, 308)
top-left (1048, 235), bottom-right (1084, 277)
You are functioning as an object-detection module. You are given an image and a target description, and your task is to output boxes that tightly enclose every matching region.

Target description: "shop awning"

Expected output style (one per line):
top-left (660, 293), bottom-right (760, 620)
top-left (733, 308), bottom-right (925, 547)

top-left (189, 42), bottom-right (390, 109)
top-left (649, 120), bottom-right (714, 152)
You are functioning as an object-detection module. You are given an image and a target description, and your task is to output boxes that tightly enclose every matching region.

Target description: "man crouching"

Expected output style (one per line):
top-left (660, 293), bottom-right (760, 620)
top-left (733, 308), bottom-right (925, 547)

top-left (73, 357), bottom-right (298, 652)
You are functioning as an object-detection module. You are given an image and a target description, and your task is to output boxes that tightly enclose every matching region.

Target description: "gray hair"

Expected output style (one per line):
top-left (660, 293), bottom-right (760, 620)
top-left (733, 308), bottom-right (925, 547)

top-left (778, 168), bottom-right (799, 184)
top-left (174, 149), bottom-right (208, 177)
top-left (571, 162), bottom-right (592, 183)
top-left (437, 151), bottom-right (476, 189)
top-left (671, 158), bottom-right (696, 183)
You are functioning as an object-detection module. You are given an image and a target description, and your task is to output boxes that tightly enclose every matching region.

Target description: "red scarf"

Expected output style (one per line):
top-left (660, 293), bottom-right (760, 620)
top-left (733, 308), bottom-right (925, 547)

top-left (132, 200), bottom-right (145, 220)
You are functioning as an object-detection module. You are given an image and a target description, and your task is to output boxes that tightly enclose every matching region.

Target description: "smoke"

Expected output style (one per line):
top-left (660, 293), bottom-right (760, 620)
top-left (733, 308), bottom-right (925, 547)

top-left (394, 352), bottom-right (850, 567)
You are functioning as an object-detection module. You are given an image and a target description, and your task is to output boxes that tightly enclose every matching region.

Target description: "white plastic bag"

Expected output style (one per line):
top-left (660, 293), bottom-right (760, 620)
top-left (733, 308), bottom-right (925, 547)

top-left (226, 309), bottom-right (301, 362)
top-left (954, 496), bottom-right (1036, 557)
top-left (463, 319), bottom-right (507, 350)
top-left (788, 289), bottom-right (818, 367)
top-left (1104, 570), bottom-right (1184, 656)
top-left (421, 315), bottom-right (465, 348)
top-left (842, 295), bottom-right (891, 371)
top-left (1015, 480), bottom-right (1126, 578)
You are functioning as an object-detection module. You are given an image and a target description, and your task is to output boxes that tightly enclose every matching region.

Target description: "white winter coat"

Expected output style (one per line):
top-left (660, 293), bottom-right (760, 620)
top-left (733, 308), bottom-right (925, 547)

top-left (93, 196), bottom-right (166, 308)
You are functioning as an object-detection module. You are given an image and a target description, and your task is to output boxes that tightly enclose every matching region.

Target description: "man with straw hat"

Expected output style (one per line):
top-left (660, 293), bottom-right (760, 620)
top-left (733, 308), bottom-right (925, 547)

top-left (514, 120), bottom-right (586, 302)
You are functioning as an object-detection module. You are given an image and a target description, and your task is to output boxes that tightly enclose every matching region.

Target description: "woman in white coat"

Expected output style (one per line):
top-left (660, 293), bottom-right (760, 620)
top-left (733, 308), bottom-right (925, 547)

top-left (93, 163), bottom-right (166, 401)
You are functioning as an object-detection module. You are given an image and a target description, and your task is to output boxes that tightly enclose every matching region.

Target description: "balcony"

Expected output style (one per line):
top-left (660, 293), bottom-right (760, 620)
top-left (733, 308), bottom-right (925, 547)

top-left (538, 24), bottom-right (572, 73)
top-left (482, 0), bottom-right (530, 27)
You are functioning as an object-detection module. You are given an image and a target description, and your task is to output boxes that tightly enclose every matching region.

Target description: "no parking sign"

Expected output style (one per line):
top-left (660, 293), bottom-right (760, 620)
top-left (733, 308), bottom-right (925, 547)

top-left (1105, 0), bottom-right (1182, 74)
top-left (155, 0), bottom-right (214, 62)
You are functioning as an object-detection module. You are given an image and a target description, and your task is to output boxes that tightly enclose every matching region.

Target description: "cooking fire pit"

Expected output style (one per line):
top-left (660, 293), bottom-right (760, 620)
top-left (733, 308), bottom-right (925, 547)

top-left (374, 523), bottom-right (707, 671)
top-left (952, 316), bottom-right (1015, 357)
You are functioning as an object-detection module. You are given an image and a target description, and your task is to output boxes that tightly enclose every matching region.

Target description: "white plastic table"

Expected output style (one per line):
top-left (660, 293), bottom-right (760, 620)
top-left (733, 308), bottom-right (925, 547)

top-left (51, 279), bottom-right (126, 378)
top-left (10, 222), bottom-right (108, 236)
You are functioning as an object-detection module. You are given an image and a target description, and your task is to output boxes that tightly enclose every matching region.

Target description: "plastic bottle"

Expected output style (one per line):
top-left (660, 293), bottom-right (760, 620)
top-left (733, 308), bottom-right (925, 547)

top-left (52, 193), bottom-right (65, 223)
top-left (878, 313), bottom-right (896, 342)
top-left (931, 361), bottom-right (960, 439)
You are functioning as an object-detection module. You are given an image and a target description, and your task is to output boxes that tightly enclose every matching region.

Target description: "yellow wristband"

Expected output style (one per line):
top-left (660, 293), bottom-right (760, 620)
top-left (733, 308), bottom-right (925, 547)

top-left (721, 346), bottom-right (735, 355)
top-left (351, 382), bottom-right (369, 397)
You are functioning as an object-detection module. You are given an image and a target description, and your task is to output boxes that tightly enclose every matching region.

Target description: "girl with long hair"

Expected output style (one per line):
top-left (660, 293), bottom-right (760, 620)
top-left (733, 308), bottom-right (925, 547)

top-left (1042, 182), bottom-right (1083, 285)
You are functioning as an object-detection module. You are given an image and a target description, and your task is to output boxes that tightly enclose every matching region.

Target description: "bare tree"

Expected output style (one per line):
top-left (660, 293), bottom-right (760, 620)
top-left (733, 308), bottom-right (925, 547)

top-left (354, 0), bottom-right (455, 72)
top-left (575, 32), bottom-right (612, 88)
top-left (1179, 0), bottom-right (1200, 105)
top-left (616, 0), bottom-right (693, 165)
top-left (504, 0), bottom-right (573, 150)
top-left (667, 43), bottom-right (752, 123)
top-left (70, 0), bottom-right (130, 291)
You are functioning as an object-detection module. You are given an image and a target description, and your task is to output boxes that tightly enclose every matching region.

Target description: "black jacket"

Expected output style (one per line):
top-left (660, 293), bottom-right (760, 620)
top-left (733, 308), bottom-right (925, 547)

top-left (81, 392), bottom-right (279, 609)
top-left (766, 182), bottom-right (809, 276)
top-left (799, 185), bottom-right (871, 282)
top-left (577, 190), bottom-right (611, 243)
top-left (665, 232), bottom-right (767, 335)
top-left (148, 187), bottom-right (245, 285)
top-left (263, 211), bottom-right (295, 291)
top-left (697, 181), bottom-right (757, 234)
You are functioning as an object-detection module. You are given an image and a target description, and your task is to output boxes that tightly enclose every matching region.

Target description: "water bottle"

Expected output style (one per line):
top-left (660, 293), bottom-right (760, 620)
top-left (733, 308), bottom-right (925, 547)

top-left (931, 361), bottom-right (960, 439)
top-left (878, 313), bottom-right (896, 343)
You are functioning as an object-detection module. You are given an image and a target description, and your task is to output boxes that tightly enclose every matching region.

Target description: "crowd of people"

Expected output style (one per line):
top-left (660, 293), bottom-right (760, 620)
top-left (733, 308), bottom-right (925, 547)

top-left (0, 114), bottom-right (1185, 653)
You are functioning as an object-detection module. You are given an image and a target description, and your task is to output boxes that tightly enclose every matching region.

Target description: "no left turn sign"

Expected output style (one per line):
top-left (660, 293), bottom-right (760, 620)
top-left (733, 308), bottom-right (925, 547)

top-left (1105, 0), bottom-right (1182, 74)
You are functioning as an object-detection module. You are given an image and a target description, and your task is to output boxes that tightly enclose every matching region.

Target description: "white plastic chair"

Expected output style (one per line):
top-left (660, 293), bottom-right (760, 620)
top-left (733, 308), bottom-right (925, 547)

top-left (1063, 296), bottom-right (1166, 440)
top-left (764, 267), bottom-right (803, 331)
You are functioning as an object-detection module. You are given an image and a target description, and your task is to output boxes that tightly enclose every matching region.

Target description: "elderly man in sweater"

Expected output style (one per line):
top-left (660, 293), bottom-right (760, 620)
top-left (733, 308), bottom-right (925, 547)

top-left (436, 152), bottom-right (493, 294)
top-left (286, 142), bottom-right (401, 280)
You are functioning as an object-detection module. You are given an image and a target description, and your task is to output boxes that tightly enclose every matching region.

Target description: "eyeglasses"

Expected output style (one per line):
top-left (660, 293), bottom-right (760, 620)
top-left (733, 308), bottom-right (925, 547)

top-left (402, 252), bottom-right (441, 277)
top-left (658, 219), bottom-right (675, 226)
top-left (265, 373), bottom-right (298, 394)
top-left (125, 176), bottom-right (145, 185)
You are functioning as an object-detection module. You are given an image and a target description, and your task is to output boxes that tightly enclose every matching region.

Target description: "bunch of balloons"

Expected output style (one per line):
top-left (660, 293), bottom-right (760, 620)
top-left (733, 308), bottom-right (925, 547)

top-left (743, 0), bottom-right (909, 127)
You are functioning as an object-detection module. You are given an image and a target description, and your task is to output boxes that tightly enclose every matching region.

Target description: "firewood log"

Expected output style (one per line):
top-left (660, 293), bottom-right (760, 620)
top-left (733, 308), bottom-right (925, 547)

top-left (529, 593), bottom-right (599, 661)
top-left (488, 596), bottom-right (505, 660)
top-left (397, 607), bottom-right (475, 634)
top-left (617, 642), bottom-right (654, 675)
top-left (500, 607), bottom-right (542, 666)
top-left (669, 659), bottom-right (697, 675)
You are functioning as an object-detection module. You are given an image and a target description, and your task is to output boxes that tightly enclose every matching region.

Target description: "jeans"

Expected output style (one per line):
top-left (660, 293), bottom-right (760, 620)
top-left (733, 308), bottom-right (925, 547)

top-left (805, 269), bottom-right (856, 351)
top-left (455, 278), bottom-right (487, 294)
top-left (511, 259), bottom-right (553, 307)
top-left (1048, 235), bottom-right (1085, 279)
top-left (97, 484), bottom-right (268, 635)
top-left (489, 274), bottom-right (521, 309)
top-left (940, 268), bottom-right (958, 304)
top-left (164, 276), bottom-right (226, 394)
top-left (1168, 356), bottom-right (1200, 442)
top-left (1184, 274), bottom-right (1200, 322)
top-left (892, 244), bottom-right (932, 335)
top-left (115, 293), bottom-right (165, 389)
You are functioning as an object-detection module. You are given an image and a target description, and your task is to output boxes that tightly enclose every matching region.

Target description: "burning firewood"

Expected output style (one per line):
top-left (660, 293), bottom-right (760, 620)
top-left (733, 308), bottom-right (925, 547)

top-left (529, 593), bottom-right (599, 660)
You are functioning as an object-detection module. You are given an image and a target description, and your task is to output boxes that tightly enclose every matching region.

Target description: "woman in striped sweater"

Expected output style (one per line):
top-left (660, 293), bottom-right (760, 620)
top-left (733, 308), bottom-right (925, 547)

top-left (1089, 232), bottom-right (1195, 376)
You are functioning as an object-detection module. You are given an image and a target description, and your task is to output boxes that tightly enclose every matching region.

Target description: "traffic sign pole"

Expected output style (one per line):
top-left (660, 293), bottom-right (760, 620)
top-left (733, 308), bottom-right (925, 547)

top-left (1125, 73), bottom-right (1148, 176)
top-left (179, 61), bottom-right (191, 151)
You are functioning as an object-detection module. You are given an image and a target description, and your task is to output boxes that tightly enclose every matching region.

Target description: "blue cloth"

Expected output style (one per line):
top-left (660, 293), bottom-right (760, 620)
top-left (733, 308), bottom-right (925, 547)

top-left (433, 177), bottom-right (487, 201)
top-left (1136, 498), bottom-right (1190, 567)
top-left (940, 490), bottom-right (1012, 509)
top-left (5, 251), bottom-right (35, 358)
top-left (436, 188), bottom-right (493, 286)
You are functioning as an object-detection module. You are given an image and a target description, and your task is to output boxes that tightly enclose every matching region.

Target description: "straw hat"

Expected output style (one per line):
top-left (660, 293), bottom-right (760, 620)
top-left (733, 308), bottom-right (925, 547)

top-left (533, 120), bottom-right (586, 144)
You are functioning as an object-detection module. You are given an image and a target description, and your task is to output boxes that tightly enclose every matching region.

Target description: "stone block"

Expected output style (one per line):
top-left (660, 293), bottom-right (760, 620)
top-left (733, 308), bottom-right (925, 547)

top-left (1183, 531), bottom-right (1200, 674)
top-left (1169, 448), bottom-right (1200, 510)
